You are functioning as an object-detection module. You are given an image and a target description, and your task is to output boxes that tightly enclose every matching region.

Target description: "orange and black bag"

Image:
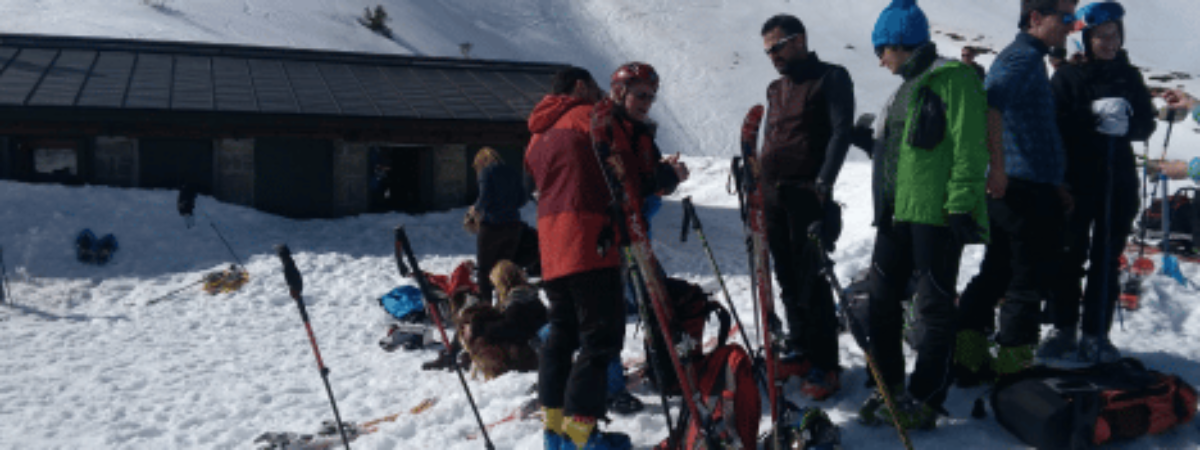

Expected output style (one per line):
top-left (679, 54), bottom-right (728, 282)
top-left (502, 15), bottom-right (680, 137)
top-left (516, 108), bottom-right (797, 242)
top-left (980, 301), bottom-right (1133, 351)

top-left (992, 358), bottom-right (1197, 449)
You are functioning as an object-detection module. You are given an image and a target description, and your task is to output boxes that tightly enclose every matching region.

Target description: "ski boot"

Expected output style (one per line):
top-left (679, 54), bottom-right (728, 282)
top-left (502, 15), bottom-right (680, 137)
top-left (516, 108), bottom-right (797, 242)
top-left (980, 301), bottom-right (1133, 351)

top-left (993, 345), bottom-right (1035, 378)
top-left (1078, 333), bottom-right (1121, 364)
top-left (94, 234), bottom-right (118, 265)
top-left (953, 329), bottom-right (995, 387)
top-left (1036, 327), bottom-right (1078, 360)
top-left (800, 367), bottom-right (841, 401)
top-left (561, 416), bottom-right (632, 450)
top-left (76, 229), bottom-right (96, 264)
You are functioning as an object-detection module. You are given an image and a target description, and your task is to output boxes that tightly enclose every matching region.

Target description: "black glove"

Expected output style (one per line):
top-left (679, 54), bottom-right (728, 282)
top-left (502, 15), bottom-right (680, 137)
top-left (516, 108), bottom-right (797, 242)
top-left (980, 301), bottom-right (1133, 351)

top-left (948, 214), bottom-right (983, 246)
top-left (851, 113), bottom-right (877, 155)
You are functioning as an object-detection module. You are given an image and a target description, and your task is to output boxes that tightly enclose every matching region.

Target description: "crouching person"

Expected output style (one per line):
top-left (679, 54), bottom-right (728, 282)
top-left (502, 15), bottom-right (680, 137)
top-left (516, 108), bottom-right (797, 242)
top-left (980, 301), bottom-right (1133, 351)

top-left (458, 261), bottom-right (547, 379)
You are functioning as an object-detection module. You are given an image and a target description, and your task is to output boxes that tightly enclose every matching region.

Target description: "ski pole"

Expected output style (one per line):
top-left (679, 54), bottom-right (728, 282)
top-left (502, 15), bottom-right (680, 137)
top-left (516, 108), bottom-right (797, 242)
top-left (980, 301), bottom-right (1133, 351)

top-left (275, 245), bottom-right (352, 450)
top-left (393, 226), bottom-right (494, 450)
top-left (0, 246), bottom-right (11, 305)
top-left (731, 157), bottom-right (762, 343)
top-left (812, 233), bottom-right (914, 450)
top-left (145, 279), bottom-right (205, 306)
top-left (1099, 138), bottom-right (1121, 335)
top-left (679, 197), bottom-right (754, 353)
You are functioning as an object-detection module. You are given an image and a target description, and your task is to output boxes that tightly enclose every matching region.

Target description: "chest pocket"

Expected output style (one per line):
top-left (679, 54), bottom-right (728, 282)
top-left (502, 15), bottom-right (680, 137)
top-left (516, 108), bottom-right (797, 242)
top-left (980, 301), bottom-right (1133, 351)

top-left (906, 85), bottom-right (946, 151)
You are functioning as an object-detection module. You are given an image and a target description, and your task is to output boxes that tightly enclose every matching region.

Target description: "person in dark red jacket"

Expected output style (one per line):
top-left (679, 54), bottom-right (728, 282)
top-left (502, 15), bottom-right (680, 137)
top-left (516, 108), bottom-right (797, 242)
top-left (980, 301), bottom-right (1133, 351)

top-left (760, 13), bottom-right (855, 401)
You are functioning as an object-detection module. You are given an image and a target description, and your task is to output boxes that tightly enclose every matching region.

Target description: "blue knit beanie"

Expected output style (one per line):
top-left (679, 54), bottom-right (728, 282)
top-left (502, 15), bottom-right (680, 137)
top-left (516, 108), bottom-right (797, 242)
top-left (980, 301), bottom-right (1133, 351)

top-left (872, 0), bottom-right (930, 48)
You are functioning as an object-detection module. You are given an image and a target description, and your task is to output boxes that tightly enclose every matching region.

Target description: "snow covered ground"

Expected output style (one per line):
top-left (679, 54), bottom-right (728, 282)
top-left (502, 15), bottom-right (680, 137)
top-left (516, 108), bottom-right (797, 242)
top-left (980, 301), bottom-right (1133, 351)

top-left (2, 0), bottom-right (1200, 449)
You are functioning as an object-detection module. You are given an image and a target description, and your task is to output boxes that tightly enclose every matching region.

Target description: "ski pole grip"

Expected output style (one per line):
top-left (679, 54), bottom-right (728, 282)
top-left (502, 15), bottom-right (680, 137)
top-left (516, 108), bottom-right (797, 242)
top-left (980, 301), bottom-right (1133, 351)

top-left (680, 197), bottom-right (693, 243)
top-left (393, 226), bottom-right (412, 277)
top-left (275, 244), bottom-right (303, 297)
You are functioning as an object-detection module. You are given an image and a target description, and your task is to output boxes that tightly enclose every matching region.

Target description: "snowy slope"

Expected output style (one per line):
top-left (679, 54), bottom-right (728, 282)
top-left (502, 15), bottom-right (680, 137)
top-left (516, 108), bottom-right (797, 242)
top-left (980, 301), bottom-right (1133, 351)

top-left (0, 0), bottom-right (1197, 157)
top-left (5, 159), bottom-right (1200, 450)
top-left (2, 0), bottom-right (1200, 449)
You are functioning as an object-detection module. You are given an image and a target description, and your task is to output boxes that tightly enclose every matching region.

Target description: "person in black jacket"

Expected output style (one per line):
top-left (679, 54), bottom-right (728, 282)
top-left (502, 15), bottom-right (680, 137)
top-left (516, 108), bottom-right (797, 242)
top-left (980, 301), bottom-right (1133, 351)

top-left (1041, 1), bottom-right (1156, 363)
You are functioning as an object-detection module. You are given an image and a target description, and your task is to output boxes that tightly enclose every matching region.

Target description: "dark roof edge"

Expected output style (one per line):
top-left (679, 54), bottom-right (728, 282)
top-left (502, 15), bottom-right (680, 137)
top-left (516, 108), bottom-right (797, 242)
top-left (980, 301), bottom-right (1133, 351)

top-left (0, 33), bottom-right (572, 73)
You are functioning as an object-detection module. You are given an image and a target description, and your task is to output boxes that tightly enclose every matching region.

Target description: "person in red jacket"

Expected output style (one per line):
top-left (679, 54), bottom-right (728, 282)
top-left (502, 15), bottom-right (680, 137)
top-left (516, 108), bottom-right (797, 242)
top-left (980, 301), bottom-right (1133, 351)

top-left (525, 67), bottom-right (629, 450)
top-left (527, 63), bottom-right (684, 450)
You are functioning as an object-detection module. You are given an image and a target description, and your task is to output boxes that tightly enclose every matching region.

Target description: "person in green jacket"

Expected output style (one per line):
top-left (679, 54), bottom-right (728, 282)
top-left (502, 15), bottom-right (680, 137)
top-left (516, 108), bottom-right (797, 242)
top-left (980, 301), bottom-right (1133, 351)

top-left (851, 0), bottom-right (990, 431)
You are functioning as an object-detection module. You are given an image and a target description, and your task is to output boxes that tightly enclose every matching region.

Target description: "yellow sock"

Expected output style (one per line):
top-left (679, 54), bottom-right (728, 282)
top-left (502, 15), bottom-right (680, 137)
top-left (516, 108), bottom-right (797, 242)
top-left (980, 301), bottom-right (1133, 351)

top-left (562, 415), bottom-right (596, 448)
top-left (543, 407), bottom-right (563, 433)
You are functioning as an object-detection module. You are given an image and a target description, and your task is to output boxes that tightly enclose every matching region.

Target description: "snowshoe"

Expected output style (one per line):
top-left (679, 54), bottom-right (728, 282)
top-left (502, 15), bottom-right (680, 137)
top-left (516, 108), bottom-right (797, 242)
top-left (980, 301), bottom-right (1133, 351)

top-left (94, 234), bottom-right (118, 265)
top-left (76, 229), bottom-right (96, 264)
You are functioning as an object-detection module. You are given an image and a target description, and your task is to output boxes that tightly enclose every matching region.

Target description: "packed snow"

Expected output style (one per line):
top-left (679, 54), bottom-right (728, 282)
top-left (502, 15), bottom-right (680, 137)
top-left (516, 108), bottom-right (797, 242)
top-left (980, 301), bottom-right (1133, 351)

top-left (2, 0), bottom-right (1200, 449)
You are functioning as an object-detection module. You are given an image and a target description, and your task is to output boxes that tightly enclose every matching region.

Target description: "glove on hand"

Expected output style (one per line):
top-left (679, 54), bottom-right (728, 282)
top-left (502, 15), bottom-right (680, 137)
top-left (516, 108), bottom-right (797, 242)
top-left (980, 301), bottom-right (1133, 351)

top-left (1092, 97), bottom-right (1132, 137)
top-left (948, 213), bottom-right (983, 246)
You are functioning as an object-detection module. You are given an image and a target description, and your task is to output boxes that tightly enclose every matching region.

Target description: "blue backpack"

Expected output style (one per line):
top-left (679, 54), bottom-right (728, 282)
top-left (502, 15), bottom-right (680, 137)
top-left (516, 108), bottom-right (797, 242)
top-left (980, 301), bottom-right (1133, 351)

top-left (379, 286), bottom-right (426, 323)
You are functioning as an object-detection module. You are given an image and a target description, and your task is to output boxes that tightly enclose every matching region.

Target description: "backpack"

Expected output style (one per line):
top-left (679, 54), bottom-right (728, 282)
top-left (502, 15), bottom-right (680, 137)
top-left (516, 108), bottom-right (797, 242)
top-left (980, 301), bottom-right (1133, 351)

top-left (991, 358), bottom-right (1198, 449)
top-left (642, 278), bottom-right (731, 396)
top-left (379, 286), bottom-right (427, 323)
top-left (656, 344), bottom-right (760, 450)
top-left (1140, 187), bottom-right (1200, 252)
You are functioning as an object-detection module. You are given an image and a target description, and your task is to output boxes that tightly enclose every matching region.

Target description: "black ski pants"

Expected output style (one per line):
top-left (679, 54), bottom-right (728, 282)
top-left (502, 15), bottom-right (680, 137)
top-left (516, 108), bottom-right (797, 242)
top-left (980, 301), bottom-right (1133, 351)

top-left (764, 183), bottom-right (839, 371)
top-left (960, 179), bottom-right (1066, 347)
top-left (1051, 184), bottom-right (1139, 336)
top-left (867, 222), bottom-right (962, 408)
top-left (538, 267), bottom-right (624, 418)
top-left (477, 221), bottom-right (540, 303)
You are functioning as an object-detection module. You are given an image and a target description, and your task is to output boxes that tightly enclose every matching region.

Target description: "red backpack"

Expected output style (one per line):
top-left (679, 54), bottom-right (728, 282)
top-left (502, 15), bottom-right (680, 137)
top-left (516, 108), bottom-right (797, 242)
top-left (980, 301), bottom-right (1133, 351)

top-left (656, 344), bottom-right (761, 450)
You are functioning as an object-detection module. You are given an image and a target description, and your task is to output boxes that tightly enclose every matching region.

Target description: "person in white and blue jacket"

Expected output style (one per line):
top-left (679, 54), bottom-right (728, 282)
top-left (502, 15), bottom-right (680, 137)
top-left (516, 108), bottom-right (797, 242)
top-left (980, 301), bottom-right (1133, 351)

top-left (955, 0), bottom-right (1080, 384)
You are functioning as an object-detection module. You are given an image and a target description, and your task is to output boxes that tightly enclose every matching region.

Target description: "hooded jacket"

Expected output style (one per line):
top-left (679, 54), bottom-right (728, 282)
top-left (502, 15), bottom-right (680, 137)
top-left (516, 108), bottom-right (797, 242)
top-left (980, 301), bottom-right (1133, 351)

top-left (867, 44), bottom-right (990, 234)
top-left (524, 95), bottom-right (617, 281)
top-left (1051, 50), bottom-right (1156, 194)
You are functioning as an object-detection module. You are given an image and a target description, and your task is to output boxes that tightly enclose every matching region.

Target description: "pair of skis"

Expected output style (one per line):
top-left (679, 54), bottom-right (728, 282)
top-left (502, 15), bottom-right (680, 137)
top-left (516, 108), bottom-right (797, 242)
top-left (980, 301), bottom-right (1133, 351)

top-left (591, 99), bottom-right (741, 449)
top-left (254, 398), bottom-right (438, 450)
top-left (733, 105), bottom-right (913, 449)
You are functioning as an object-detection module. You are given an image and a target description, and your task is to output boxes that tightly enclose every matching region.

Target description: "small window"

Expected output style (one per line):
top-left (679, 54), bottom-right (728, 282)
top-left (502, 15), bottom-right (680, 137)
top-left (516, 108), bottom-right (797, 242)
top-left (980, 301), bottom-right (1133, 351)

top-left (33, 147), bottom-right (78, 176)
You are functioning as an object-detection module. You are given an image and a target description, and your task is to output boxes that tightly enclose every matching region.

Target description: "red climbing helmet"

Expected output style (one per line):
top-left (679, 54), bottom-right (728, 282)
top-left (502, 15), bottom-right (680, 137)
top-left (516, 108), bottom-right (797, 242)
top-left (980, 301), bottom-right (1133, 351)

top-left (610, 62), bottom-right (659, 92)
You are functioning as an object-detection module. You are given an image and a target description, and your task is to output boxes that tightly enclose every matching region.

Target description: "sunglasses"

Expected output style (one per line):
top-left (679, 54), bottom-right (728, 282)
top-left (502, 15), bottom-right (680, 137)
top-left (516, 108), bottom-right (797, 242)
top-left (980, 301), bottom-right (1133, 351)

top-left (1038, 9), bottom-right (1078, 25)
top-left (765, 34), bottom-right (799, 56)
top-left (633, 91), bottom-right (657, 102)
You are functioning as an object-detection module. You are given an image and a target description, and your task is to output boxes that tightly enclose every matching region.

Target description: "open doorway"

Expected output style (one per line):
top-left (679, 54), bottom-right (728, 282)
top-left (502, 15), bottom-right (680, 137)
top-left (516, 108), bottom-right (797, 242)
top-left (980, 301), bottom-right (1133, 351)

top-left (139, 138), bottom-right (215, 194)
top-left (369, 145), bottom-right (430, 213)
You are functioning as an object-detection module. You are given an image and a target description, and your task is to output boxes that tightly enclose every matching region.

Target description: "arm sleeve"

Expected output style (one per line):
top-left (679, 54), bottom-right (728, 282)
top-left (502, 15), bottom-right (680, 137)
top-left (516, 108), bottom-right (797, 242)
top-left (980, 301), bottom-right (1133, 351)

top-left (1050, 69), bottom-right (1096, 143)
top-left (647, 142), bottom-right (682, 196)
top-left (942, 68), bottom-right (990, 215)
top-left (1126, 71), bottom-right (1159, 142)
top-left (474, 166), bottom-right (493, 213)
top-left (816, 67), bottom-right (855, 189)
top-left (985, 53), bottom-right (1028, 111)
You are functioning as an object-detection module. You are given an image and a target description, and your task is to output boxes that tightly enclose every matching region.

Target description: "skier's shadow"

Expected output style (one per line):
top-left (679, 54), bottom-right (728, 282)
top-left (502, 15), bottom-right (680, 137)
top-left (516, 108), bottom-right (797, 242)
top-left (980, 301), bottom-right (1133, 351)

top-left (2, 302), bottom-right (129, 323)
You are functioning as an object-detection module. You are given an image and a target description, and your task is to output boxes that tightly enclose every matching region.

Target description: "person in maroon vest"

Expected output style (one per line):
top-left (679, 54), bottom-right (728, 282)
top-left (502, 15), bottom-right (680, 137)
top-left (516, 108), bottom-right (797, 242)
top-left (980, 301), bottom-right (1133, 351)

top-left (759, 14), bottom-right (856, 401)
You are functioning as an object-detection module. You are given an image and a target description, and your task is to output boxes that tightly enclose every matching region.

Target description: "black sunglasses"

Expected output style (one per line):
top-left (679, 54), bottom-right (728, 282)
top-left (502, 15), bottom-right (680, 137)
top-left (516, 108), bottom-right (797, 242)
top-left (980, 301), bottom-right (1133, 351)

top-left (765, 34), bottom-right (799, 55)
top-left (633, 91), bottom-right (656, 102)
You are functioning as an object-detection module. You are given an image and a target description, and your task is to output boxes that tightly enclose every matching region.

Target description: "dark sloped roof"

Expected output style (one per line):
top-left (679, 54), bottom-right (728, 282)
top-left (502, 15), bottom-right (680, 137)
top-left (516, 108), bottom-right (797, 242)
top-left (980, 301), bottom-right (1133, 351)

top-left (0, 33), bottom-right (562, 122)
